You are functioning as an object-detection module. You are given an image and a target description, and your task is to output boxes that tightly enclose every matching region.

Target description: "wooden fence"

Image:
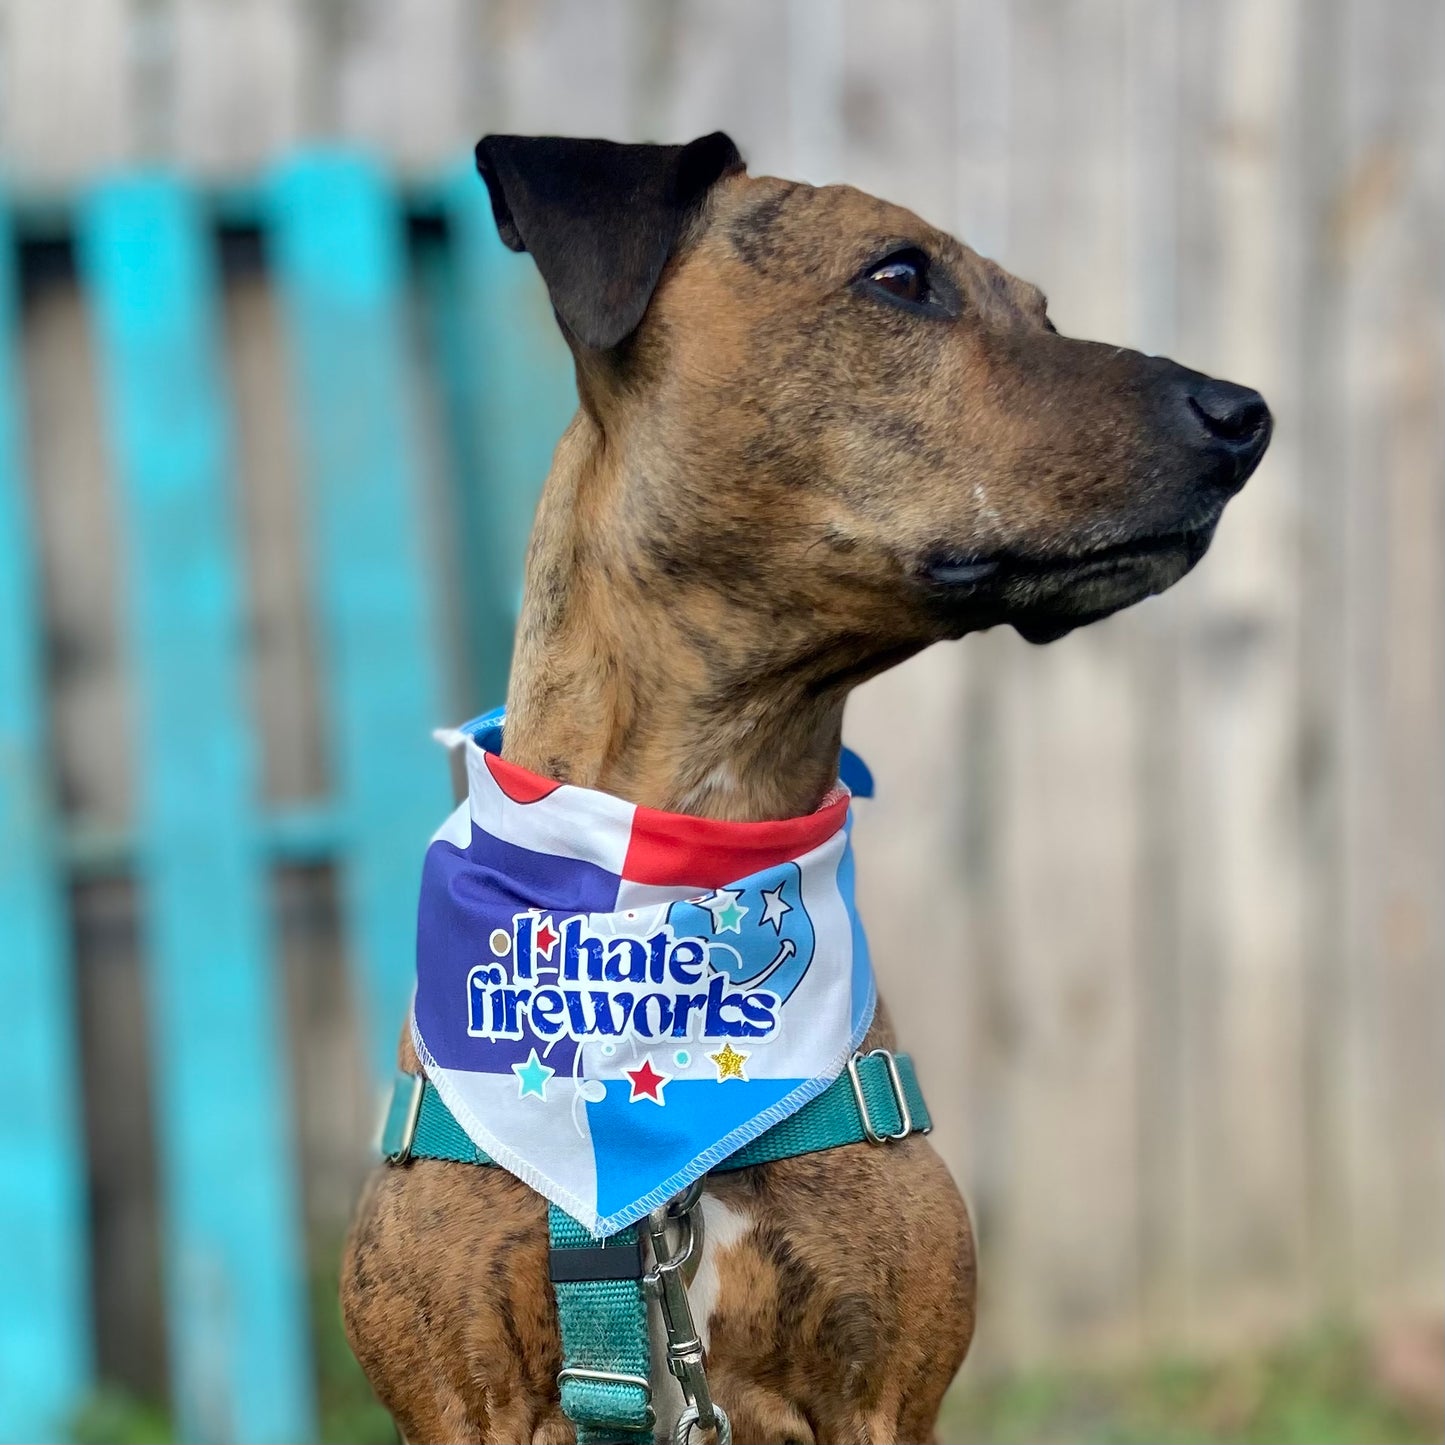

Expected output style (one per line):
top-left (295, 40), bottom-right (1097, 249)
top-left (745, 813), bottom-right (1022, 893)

top-left (1, 159), bottom-right (576, 1440)
top-left (0, 0), bottom-right (1441, 1440)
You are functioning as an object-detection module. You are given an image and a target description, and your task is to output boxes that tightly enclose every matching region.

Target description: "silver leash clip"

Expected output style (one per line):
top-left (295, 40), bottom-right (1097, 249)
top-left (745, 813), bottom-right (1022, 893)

top-left (646, 1181), bottom-right (732, 1445)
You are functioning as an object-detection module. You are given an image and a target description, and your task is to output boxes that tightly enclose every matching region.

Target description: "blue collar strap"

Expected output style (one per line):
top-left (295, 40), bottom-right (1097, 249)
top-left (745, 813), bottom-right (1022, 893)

top-left (382, 1051), bottom-right (931, 1444)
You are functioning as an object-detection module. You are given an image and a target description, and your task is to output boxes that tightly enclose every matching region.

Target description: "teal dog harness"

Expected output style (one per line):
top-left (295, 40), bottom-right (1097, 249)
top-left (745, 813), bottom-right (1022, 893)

top-left (382, 1051), bottom-right (931, 1444)
top-left (383, 713), bottom-right (934, 1442)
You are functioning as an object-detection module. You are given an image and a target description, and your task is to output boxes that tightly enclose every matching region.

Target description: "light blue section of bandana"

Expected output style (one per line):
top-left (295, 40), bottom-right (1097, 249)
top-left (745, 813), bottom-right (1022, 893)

top-left (572, 827), bottom-right (875, 1232)
top-left (587, 1077), bottom-right (803, 1222)
top-left (666, 859), bottom-right (815, 1002)
top-left (837, 814), bottom-right (874, 1010)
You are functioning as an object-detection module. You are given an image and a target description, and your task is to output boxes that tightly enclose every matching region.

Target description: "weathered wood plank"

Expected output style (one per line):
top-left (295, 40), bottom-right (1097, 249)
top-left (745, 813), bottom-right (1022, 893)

top-left (490, 0), bottom-right (637, 141)
top-left (1372, 0), bottom-right (1445, 1299)
top-left (225, 254), bottom-right (327, 805)
top-left (1117, 0), bottom-right (1194, 1348)
top-left (945, 5), bottom-right (1017, 1362)
top-left (982, 0), bottom-right (1147, 1363)
top-left (1, 0), bottom-right (132, 185)
top-left (81, 176), bottom-right (315, 1442)
top-left (224, 239), bottom-right (378, 1249)
top-left (835, 0), bottom-right (978, 1287)
top-left (1170, 0), bottom-right (1310, 1344)
top-left (666, 0), bottom-right (793, 172)
top-left (952, 0), bottom-right (1013, 263)
top-left (22, 248), bottom-right (132, 824)
top-left (431, 159), bottom-right (576, 709)
top-left (1162, 0), bottom-right (1233, 1346)
top-left (0, 203), bottom-right (94, 1445)
top-left (784, 0), bottom-right (846, 183)
top-left (1335, 0), bottom-right (1445, 1310)
top-left (1332, 0), bottom-right (1397, 1314)
top-left (267, 153), bottom-right (448, 1079)
top-left (174, 0), bottom-right (304, 177)
top-left (839, 0), bottom-right (955, 219)
top-left (297, 0), bottom-right (475, 170)
top-left (20, 229), bottom-right (169, 1395)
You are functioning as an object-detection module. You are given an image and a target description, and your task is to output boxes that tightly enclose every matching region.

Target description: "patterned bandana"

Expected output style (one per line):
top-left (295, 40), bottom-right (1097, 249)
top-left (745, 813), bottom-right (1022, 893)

top-left (411, 711), bottom-right (876, 1235)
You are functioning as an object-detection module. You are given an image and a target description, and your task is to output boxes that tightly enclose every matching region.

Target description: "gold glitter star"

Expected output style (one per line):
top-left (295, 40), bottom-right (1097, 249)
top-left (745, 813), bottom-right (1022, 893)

top-left (709, 1042), bottom-right (749, 1082)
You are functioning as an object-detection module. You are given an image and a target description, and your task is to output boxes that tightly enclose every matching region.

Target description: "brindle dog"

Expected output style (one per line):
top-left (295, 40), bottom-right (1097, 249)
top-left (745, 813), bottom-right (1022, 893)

top-left (342, 132), bottom-right (1271, 1444)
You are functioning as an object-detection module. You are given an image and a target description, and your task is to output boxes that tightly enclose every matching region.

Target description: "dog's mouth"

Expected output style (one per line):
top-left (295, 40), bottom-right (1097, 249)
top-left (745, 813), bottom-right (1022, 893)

top-left (918, 521), bottom-right (1218, 642)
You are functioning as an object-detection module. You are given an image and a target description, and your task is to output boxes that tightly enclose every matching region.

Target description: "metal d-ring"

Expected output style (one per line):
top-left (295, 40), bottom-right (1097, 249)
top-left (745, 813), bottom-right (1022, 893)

top-left (673, 1401), bottom-right (732, 1445)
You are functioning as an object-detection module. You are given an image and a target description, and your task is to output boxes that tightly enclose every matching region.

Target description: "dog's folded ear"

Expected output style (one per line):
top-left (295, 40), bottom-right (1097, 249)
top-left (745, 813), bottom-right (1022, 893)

top-left (474, 132), bottom-right (743, 351)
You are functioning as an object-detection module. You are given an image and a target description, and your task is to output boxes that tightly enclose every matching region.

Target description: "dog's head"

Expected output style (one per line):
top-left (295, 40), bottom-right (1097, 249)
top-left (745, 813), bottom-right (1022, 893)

top-left (477, 131), bottom-right (1270, 665)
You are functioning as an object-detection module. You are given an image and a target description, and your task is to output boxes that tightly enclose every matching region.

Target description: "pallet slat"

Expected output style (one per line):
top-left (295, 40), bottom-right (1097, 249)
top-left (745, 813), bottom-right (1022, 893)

top-left (0, 205), bottom-right (94, 1444)
top-left (438, 159), bottom-right (575, 706)
top-left (80, 176), bottom-right (315, 1444)
top-left (268, 153), bottom-right (447, 1078)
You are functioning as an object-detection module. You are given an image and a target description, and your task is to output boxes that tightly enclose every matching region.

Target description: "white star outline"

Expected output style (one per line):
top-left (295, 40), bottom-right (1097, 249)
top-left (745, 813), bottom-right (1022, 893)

top-left (702, 886), bottom-right (748, 933)
top-left (758, 882), bottom-right (792, 933)
top-left (532, 912), bottom-right (559, 959)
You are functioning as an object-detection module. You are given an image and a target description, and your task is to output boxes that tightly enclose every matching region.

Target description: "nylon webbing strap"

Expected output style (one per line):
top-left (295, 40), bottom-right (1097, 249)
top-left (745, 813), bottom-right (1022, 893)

top-left (726, 1050), bottom-right (929, 1167)
top-left (547, 1205), bottom-right (654, 1444)
top-left (383, 1053), bottom-right (932, 1444)
top-left (383, 1051), bottom-right (931, 1170)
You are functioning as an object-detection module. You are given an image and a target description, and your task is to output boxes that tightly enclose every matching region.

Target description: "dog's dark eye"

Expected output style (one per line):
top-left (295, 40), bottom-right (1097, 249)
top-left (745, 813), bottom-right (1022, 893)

top-left (864, 250), bottom-right (930, 305)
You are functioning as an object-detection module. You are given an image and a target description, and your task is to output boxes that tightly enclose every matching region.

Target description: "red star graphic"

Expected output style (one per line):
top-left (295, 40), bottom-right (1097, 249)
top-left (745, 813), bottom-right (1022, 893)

top-left (534, 917), bottom-right (559, 958)
top-left (626, 1055), bottom-right (668, 1104)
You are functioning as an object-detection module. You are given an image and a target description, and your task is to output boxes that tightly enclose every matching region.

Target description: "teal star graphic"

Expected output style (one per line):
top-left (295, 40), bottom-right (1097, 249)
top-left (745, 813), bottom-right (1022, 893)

top-left (705, 886), bottom-right (748, 934)
top-left (512, 1047), bottom-right (555, 1101)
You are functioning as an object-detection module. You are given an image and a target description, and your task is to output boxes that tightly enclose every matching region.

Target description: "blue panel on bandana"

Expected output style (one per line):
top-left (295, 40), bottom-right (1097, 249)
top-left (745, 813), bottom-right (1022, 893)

top-left (839, 746), bottom-right (874, 799)
top-left (460, 705), bottom-right (507, 755)
top-left (587, 1076), bottom-right (804, 1221)
top-left (415, 821), bottom-right (620, 1074)
top-left (665, 860), bottom-right (816, 1004)
top-left (836, 817), bottom-right (874, 1008)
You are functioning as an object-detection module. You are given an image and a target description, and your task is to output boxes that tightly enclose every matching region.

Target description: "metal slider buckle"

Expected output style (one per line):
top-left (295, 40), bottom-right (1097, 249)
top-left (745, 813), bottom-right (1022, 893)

top-left (555, 1367), bottom-right (656, 1431)
top-left (847, 1048), bottom-right (913, 1143)
top-left (383, 1072), bottom-right (425, 1164)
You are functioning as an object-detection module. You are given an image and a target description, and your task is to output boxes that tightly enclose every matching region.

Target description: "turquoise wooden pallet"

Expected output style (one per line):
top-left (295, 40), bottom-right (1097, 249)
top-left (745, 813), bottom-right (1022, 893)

top-left (0, 152), bottom-right (574, 1444)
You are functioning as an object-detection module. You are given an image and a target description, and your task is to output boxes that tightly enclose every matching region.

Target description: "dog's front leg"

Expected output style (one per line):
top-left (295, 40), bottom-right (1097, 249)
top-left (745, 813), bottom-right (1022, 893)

top-left (342, 1162), bottom-right (571, 1444)
top-left (688, 1141), bottom-right (973, 1445)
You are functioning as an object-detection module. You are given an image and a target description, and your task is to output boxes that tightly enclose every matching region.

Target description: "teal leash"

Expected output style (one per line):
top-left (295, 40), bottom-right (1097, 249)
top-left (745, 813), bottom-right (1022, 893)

top-left (383, 1051), bottom-right (931, 1444)
top-left (548, 1207), bottom-right (655, 1444)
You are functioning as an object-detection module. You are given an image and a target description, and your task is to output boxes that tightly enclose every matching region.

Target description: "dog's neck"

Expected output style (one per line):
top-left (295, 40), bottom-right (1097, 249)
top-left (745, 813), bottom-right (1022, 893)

top-left (501, 416), bottom-right (861, 823)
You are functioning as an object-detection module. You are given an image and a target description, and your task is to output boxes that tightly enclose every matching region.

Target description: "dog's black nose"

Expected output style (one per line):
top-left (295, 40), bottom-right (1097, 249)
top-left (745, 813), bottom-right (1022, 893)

top-left (1185, 378), bottom-right (1272, 484)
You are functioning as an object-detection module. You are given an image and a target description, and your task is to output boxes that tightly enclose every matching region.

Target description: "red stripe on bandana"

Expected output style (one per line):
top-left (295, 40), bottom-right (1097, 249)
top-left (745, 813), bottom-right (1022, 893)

top-left (623, 795), bottom-right (850, 888)
top-left (482, 751), bottom-right (563, 804)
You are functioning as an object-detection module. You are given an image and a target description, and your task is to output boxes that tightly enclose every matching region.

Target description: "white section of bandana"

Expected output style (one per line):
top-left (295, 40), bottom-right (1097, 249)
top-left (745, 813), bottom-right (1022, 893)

top-left (465, 738), bottom-right (636, 876)
top-left (429, 800), bottom-right (472, 849)
top-left (413, 1020), bottom-right (604, 1231)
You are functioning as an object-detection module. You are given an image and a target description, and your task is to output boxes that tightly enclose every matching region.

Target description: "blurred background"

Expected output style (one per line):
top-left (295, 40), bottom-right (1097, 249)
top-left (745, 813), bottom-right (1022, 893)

top-left (0, 1), bottom-right (1441, 1442)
